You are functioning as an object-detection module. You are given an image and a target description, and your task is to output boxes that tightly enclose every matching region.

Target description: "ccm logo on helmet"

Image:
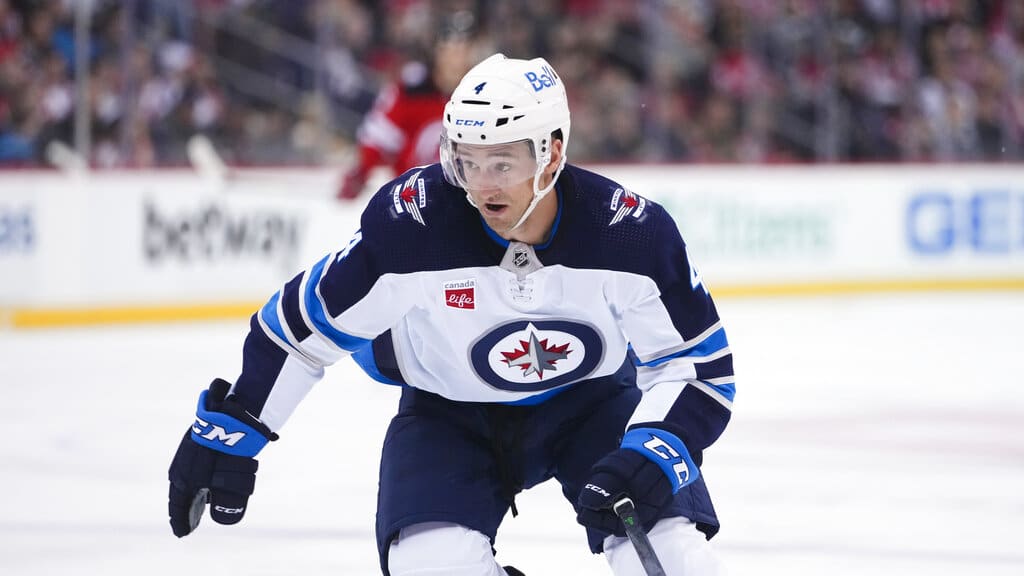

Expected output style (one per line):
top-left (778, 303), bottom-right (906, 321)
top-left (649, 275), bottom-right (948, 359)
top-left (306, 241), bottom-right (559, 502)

top-left (454, 119), bottom-right (485, 126)
top-left (525, 66), bottom-right (558, 92)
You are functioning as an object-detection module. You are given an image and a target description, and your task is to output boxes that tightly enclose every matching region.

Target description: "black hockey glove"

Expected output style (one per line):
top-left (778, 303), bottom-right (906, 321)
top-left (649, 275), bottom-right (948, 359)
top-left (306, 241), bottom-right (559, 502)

top-left (168, 379), bottom-right (278, 537)
top-left (576, 425), bottom-right (698, 535)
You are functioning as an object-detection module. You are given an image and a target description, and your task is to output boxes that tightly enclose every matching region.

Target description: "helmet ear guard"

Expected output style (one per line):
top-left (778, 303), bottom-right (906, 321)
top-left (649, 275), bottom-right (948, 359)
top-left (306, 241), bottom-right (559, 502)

top-left (441, 54), bottom-right (571, 230)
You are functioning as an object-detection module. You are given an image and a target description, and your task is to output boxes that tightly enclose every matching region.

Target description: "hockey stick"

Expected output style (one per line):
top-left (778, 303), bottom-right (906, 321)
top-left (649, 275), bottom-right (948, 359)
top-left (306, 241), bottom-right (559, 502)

top-left (187, 134), bottom-right (299, 186)
top-left (613, 497), bottom-right (667, 576)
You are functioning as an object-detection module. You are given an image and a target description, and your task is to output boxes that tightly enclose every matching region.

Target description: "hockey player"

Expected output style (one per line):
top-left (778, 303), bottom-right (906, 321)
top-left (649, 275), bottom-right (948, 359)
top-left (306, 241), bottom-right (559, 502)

top-left (169, 54), bottom-right (733, 575)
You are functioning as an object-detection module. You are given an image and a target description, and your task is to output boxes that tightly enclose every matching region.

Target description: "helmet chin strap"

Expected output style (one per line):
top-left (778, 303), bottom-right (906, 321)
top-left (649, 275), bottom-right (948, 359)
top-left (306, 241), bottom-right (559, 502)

top-left (507, 173), bottom-right (555, 233)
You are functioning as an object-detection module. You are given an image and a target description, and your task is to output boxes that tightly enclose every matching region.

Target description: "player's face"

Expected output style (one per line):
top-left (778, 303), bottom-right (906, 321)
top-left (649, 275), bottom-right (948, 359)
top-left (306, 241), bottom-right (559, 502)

top-left (454, 141), bottom-right (540, 231)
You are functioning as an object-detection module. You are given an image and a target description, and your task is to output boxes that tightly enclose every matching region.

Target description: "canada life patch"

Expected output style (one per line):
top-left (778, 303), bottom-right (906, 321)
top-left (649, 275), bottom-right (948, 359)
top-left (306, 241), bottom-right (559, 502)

top-left (609, 187), bottom-right (647, 225)
top-left (444, 279), bottom-right (476, 309)
top-left (392, 170), bottom-right (427, 225)
top-left (470, 320), bottom-right (604, 392)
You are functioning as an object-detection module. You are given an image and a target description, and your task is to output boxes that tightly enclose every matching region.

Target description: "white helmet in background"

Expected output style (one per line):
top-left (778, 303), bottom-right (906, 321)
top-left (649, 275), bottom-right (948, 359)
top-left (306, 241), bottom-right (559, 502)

top-left (440, 53), bottom-right (571, 231)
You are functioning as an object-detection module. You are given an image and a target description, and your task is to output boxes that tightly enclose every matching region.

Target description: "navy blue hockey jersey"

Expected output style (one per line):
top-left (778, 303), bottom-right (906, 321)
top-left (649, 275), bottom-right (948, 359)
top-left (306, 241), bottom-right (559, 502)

top-left (232, 164), bottom-right (734, 454)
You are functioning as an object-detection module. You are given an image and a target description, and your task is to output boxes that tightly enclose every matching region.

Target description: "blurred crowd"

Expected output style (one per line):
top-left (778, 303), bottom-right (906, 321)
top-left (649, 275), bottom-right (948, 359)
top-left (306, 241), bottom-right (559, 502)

top-left (1, 0), bottom-right (1023, 169)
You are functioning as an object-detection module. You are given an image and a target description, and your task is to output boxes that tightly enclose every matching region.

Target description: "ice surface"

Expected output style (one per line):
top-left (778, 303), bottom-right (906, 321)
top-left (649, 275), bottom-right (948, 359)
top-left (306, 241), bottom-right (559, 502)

top-left (2, 293), bottom-right (1022, 575)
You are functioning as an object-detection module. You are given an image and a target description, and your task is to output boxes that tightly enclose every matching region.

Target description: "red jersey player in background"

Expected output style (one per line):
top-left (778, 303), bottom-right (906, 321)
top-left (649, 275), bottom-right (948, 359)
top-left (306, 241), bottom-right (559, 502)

top-left (336, 28), bottom-right (476, 200)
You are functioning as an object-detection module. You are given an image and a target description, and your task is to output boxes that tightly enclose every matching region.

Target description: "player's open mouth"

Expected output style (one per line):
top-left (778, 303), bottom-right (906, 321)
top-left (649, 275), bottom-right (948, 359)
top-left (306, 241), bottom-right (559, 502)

top-left (483, 203), bottom-right (507, 214)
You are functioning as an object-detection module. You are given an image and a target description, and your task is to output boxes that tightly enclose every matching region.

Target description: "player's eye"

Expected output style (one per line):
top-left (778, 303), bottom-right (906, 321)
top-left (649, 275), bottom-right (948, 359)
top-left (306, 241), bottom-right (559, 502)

top-left (495, 162), bottom-right (513, 174)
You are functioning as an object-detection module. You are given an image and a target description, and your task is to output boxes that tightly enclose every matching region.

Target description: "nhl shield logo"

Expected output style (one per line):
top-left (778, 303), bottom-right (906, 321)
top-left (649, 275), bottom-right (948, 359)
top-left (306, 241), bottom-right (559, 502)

top-left (609, 188), bottom-right (647, 225)
top-left (512, 247), bottom-right (530, 268)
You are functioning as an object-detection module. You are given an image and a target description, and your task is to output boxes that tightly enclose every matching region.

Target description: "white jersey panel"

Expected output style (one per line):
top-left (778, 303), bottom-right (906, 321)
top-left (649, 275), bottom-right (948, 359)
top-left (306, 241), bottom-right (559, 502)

top-left (339, 264), bottom-right (666, 403)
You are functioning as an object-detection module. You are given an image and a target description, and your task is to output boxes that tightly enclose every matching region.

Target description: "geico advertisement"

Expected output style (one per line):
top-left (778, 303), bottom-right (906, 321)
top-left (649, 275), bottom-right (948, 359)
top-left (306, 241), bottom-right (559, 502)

top-left (905, 188), bottom-right (1024, 257)
top-left (0, 203), bottom-right (34, 256)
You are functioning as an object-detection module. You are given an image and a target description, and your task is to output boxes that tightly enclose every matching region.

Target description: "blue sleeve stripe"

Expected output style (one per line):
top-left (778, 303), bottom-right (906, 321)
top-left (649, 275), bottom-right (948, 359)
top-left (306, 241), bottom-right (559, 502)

top-left (259, 291), bottom-right (292, 347)
top-left (304, 254), bottom-right (372, 352)
top-left (351, 344), bottom-right (404, 386)
top-left (636, 327), bottom-right (730, 368)
top-left (699, 380), bottom-right (736, 402)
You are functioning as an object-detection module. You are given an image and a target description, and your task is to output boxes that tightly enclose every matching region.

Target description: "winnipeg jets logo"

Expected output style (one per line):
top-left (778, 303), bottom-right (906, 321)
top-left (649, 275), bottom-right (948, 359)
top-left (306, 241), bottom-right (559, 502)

top-left (470, 320), bottom-right (604, 393)
top-left (500, 326), bottom-right (572, 379)
top-left (609, 188), bottom-right (647, 225)
top-left (392, 170), bottom-right (427, 225)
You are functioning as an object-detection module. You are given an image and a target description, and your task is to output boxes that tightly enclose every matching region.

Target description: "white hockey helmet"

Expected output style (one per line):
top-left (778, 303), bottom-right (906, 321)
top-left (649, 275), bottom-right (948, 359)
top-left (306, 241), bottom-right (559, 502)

top-left (440, 53), bottom-right (571, 230)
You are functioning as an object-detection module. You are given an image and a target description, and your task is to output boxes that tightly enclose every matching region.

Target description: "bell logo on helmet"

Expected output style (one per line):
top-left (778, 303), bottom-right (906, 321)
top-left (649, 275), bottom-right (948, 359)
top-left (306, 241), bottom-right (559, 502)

top-left (525, 66), bottom-right (558, 92)
top-left (473, 82), bottom-right (487, 94)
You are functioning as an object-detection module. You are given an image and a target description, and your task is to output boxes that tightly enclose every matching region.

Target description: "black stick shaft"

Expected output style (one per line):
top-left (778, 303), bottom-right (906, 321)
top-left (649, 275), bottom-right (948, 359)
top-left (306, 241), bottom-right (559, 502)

top-left (613, 497), bottom-right (668, 576)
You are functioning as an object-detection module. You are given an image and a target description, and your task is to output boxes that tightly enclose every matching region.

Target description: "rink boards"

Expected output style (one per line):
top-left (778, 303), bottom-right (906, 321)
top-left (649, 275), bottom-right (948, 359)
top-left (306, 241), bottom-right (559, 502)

top-left (1, 165), bottom-right (1022, 327)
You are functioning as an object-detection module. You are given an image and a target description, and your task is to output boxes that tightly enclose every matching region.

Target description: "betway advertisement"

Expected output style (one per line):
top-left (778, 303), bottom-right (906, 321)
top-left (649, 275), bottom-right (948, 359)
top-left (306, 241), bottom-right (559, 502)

top-left (93, 179), bottom-right (307, 303)
top-left (0, 170), bottom-right (356, 312)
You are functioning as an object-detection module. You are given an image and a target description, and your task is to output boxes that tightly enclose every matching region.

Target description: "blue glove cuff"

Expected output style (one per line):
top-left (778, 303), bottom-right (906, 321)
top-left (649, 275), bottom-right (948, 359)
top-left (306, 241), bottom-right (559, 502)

top-left (621, 427), bottom-right (699, 494)
top-left (190, 390), bottom-right (270, 457)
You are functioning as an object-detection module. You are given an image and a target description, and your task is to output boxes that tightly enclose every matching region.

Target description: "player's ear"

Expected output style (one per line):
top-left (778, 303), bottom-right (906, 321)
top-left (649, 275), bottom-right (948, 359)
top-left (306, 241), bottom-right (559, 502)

top-left (544, 137), bottom-right (564, 175)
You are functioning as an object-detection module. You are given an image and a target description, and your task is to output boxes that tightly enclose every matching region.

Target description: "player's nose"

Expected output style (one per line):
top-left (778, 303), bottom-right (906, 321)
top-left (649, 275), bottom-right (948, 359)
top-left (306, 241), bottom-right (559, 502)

top-left (472, 186), bottom-right (504, 199)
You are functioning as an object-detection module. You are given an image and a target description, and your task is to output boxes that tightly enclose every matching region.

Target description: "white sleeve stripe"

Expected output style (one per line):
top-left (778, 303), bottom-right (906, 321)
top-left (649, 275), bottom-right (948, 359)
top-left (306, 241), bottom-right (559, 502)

top-left (688, 381), bottom-right (734, 410)
top-left (297, 257), bottom-right (346, 357)
top-left (275, 284), bottom-right (302, 351)
top-left (637, 320), bottom-right (723, 364)
top-left (636, 346), bottom-right (732, 370)
top-left (256, 309), bottom-right (320, 368)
